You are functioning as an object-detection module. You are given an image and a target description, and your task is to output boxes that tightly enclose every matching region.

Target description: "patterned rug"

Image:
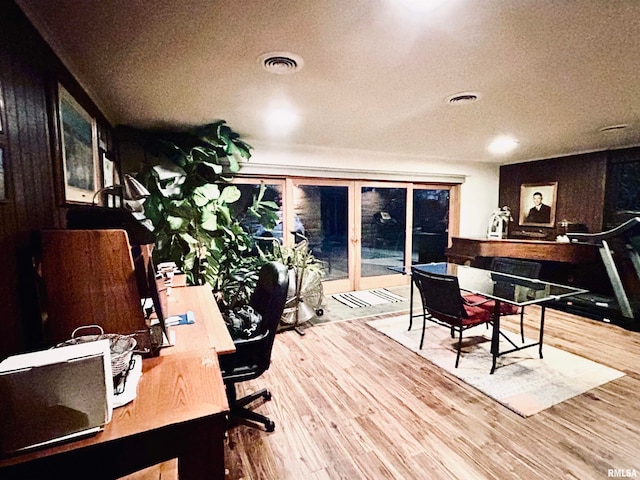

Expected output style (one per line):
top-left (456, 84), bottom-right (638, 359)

top-left (366, 314), bottom-right (625, 417)
top-left (331, 288), bottom-right (406, 308)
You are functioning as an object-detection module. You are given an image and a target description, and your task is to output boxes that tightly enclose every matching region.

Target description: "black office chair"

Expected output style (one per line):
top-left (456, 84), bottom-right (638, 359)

top-left (464, 257), bottom-right (541, 342)
top-left (412, 268), bottom-right (493, 368)
top-left (221, 261), bottom-right (289, 432)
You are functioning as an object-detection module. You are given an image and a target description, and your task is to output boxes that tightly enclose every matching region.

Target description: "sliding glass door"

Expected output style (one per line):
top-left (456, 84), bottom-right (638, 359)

top-left (411, 188), bottom-right (450, 264)
top-left (235, 177), bottom-right (458, 293)
top-left (358, 183), bottom-right (408, 289)
top-left (289, 179), bottom-right (353, 293)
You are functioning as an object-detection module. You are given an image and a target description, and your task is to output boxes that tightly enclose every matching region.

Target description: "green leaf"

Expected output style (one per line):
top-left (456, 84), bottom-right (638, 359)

top-left (217, 205), bottom-right (232, 224)
top-left (227, 155), bottom-right (240, 173)
top-left (219, 185), bottom-right (241, 204)
top-left (200, 209), bottom-right (218, 231)
top-left (201, 160), bottom-right (223, 175)
top-left (166, 215), bottom-right (189, 231)
top-left (193, 184), bottom-right (220, 207)
top-left (179, 232), bottom-right (198, 245)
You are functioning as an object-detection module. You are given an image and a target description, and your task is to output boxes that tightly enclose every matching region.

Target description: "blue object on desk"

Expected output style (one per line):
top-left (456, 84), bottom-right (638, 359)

top-left (166, 311), bottom-right (195, 326)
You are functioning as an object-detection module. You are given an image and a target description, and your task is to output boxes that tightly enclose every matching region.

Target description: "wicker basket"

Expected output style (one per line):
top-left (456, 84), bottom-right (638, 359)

top-left (56, 325), bottom-right (137, 378)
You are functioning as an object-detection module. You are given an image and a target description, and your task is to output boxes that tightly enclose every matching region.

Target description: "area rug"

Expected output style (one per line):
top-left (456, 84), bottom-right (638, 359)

top-left (366, 314), bottom-right (625, 417)
top-left (331, 288), bottom-right (406, 308)
top-left (308, 286), bottom-right (410, 327)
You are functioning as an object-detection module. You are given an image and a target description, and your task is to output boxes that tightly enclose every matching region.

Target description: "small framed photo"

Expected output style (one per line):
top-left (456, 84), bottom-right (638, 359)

top-left (57, 83), bottom-right (101, 204)
top-left (0, 83), bottom-right (4, 133)
top-left (0, 147), bottom-right (5, 201)
top-left (102, 150), bottom-right (114, 189)
top-left (519, 182), bottom-right (557, 227)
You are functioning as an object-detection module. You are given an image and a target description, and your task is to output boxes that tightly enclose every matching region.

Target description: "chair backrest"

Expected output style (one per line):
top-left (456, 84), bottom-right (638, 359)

top-left (412, 268), bottom-right (466, 324)
top-left (490, 257), bottom-right (541, 278)
top-left (247, 261), bottom-right (290, 371)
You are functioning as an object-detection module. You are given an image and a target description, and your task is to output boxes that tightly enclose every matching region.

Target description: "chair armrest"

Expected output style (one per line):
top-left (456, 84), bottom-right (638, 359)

top-left (232, 330), bottom-right (270, 351)
top-left (462, 295), bottom-right (493, 307)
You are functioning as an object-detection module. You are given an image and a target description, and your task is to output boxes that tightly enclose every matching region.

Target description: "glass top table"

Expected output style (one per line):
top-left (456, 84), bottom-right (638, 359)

top-left (408, 262), bottom-right (588, 373)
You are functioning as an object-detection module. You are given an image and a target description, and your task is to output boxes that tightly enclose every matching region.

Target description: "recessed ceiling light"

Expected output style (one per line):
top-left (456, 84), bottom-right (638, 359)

top-left (258, 51), bottom-right (304, 75)
top-left (599, 124), bottom-right (628, 133)
top-left (396, 0), bottom-right (449, 14)
top-left (488, 135), bottom-right (519, 155)
top-left (446, 92), bottom-right (480, 105)
top-left (265, 107), bottom-right (300, 136)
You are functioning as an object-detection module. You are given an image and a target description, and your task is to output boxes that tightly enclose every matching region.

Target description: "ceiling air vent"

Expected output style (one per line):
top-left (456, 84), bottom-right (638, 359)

top-left (600, 124), bottom-right (628, 133)
top-left (259, 52), bottom-right (304, 75)
top-left (446, 92), bottom-right (480, 105)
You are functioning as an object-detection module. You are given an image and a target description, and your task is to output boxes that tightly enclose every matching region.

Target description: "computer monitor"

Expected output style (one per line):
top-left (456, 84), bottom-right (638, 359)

top-left (139, 255), bottom-right (170, 350)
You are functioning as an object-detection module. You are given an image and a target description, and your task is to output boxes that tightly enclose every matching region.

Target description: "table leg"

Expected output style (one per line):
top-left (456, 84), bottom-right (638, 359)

top-left (408, 275), bottom-right (414, 331)
top-left (538, 305), bottom-right (546, 359)
top-left (178, 418), bottom-right (226, 480)
top-left (490, 300), bottom-right (502, 374)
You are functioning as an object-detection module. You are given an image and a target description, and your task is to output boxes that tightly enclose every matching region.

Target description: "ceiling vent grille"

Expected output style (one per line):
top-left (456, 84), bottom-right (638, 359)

top-left (446, 92), bottom-right (480, 105)
top-left (259, 52), bottom-right (304, 75)
top-left (600, 124), bottom-right (628, 133)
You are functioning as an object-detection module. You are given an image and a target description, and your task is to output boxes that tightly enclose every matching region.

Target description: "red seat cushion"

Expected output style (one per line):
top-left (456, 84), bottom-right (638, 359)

top-left (464, 294), bottom-right (519, 316)
top-left (460, 304), bottom-right (492, 326)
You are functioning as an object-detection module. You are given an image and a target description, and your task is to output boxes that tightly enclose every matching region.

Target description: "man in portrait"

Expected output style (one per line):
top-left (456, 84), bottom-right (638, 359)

top-left (525, 191), bottom-right (551, 223)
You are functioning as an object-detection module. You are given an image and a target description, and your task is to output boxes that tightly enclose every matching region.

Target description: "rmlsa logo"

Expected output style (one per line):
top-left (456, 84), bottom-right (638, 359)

top-left (608, 469), bottom-right (638, 478)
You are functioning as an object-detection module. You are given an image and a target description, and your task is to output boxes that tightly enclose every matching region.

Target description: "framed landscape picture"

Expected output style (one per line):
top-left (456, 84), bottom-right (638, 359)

top-left (57, 83), bottom-right (100, 204)
top-left (519, 182), bottom-right (557, 227)
top-left (0, 147), bottom-right (5, 201)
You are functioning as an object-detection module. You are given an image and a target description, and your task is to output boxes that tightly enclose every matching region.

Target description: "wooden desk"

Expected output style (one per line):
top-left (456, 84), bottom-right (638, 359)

top-left (446, 236), bottom-right (599, 265)
top-left (0, 286), bottom-right (234, 480)
top-left (165, 285), bottom-right (236, 355)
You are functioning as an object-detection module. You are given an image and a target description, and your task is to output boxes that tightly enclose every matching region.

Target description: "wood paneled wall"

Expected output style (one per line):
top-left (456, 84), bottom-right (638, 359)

top-left (0, 1), bottom-right (112, 358)
top-left (499, 152), bottom-right (608, 236)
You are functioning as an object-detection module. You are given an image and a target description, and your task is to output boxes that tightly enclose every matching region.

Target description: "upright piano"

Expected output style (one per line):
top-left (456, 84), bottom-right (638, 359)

top-left (446, 237), bottom-right (599, 266)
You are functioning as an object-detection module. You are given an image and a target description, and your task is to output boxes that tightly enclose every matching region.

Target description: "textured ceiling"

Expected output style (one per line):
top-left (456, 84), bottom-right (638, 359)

top-left (16, 0), bottom-right (640, 164)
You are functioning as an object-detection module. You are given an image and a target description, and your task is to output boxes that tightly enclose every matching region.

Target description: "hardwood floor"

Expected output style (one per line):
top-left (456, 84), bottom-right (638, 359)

top-left (224, 306), bottom-right (640, 479)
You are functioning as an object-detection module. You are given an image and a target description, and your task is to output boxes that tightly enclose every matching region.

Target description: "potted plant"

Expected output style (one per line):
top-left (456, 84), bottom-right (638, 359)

top-left (121, 122), bottom-right (280, 308)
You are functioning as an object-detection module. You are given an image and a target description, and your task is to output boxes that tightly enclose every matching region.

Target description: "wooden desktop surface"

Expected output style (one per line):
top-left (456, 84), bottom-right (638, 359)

top-left (0, 285), bottom-right (234, 480)
top-left (165, 284), bottom-right (236, 355)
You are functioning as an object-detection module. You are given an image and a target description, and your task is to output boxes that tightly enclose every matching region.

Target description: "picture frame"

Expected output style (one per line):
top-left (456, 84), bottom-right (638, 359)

top-left (57, 83), bottom-right (100, 204)
top-left (102, 149), bottom-right (114, 189)
top-left (519, 182), bottom-right (558, 227)
top-left (0, 147), bottom-right (5, 201)
top-left (0, 82), bottom-right (4, 134)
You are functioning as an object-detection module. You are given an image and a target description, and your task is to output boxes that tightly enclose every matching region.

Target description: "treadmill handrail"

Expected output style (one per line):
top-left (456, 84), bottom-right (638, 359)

top-left (567, 217), bottom-right (640, 245)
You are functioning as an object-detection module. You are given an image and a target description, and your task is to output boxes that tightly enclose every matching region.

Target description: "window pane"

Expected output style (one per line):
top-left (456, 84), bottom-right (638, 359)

top-left (412, 189), bottom-right (449, 263)
top-left (361, 186), bottom-right (406, 277)
top-left (232, 182), bottom-right (283, 237)
top-left (294, 184), bottom-right (348, 282)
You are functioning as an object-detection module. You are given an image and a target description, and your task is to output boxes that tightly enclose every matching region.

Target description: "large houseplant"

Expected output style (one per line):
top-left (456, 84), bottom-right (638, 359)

top-left (124, 121), bottom-right (279, 308)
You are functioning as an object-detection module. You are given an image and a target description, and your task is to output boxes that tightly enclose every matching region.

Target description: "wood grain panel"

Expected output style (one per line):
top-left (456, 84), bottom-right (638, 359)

top-left (499, 152), bottom-right (607, 235)
top-left (164, 285), bottom-right (236, 355)
top-left (446, 236), bottom-right (600, 264)
top-left (0, 2), bottom-right (116, 358)
top-left (0, 1), bottom-right (61, 358)
top-left (40, 229), bottom-right (146, 344)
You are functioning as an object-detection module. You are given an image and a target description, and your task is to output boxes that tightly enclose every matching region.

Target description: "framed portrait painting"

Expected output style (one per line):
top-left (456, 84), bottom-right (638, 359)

top-left (519, 182), bottom-right (558, 227)
top-left (57, 83), bottom-right (100, 204)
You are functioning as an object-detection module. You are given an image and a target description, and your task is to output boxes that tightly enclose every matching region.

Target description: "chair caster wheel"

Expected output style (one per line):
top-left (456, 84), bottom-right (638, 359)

top-left (316, 308), bottom-right (324, 316)
top-left (265, 420), bottom-right (275, 432)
